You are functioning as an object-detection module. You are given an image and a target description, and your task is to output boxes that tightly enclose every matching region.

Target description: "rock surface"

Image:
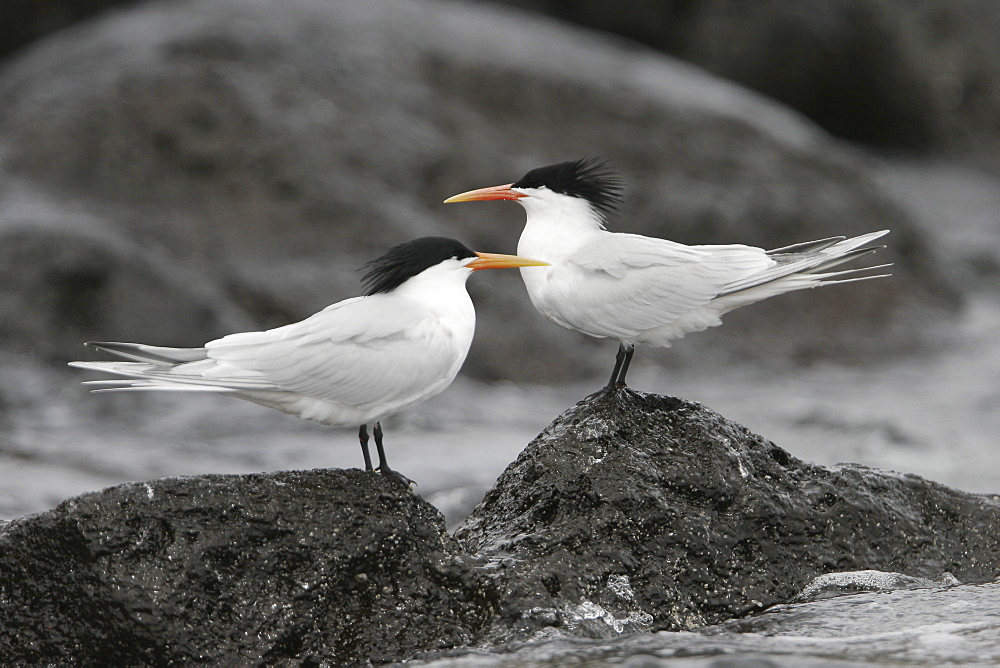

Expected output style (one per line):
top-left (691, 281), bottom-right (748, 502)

top-left (455, 389), bottom-right (1000, 639)
top-left (2, 390), bottom-right (998, 664)
top-left (0, 469), bottom-right (499, 665)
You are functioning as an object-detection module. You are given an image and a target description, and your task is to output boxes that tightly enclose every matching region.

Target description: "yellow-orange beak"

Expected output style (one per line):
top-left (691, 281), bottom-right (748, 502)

top-left (444, 183), bottom-right (525, 203)
top-left (467, 252), bottom-right (549, 271)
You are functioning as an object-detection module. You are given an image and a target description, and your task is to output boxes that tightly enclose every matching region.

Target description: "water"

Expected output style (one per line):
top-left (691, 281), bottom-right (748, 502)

top-left (417, 579), bottom-right (1000, 666)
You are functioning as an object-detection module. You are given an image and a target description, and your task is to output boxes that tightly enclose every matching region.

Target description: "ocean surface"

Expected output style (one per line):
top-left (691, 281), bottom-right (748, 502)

top-left (417, 579), bottom-right (1000, 666)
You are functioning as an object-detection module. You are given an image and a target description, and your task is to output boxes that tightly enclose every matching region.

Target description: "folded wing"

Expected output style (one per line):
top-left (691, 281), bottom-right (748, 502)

top-left (205, 295), bottom-right (465, 407)
top-left (550, 233), bottom-right (773, 338)
top-left (72, 295), bottom-right (467, 410)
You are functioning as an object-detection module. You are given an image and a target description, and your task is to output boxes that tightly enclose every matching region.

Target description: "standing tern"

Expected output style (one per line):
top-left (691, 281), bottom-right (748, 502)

top-left (69, 237), bottom-right (548, 481)
top-left (445, 158), bottom-right (890, 389)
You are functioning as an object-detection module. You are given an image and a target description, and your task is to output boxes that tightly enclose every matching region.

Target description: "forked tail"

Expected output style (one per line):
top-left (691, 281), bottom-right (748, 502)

top-left (720, 230), bottom-right (891, 297)
top-left (68, 342), bottom-right (273, 393)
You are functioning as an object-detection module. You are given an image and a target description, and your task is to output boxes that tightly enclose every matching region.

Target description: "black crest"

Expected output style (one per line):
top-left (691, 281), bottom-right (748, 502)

top-left (361, 237), bottom-right (477, 295)
top-left (512, 158), bottom-right (624, 219)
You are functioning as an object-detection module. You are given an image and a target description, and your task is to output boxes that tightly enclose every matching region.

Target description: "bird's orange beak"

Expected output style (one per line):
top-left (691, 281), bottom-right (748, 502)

top-left (444, 183), bottom-right (525, 203)
top-left (467, 252), bottom-right (549, 271)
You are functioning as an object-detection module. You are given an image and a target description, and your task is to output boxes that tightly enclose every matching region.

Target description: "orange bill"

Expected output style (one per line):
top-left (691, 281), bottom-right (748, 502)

top-left (444, 183), bottom-right (524, 203)
top-left (467, 252), bottom-right (549, 271)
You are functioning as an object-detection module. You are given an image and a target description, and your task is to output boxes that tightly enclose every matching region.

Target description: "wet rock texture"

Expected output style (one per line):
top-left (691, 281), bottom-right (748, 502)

top-left (0, 469), bottom-right (498, 665)
top-left (2, 391), bottom-right (998, 663)
top-left (455, 389), bottom-right (1000, 638)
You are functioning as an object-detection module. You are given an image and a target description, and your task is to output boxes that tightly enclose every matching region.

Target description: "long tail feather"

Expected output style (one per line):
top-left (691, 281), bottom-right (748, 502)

top-left (813, 262), bottom-right (893, 282)
top-left (815, 272), bottom-right (892, 287)
top-left (721, 230), bottom-right (890, 297)
top-left (767, 236), bottom-right (846, 255)
top-left (88, 382), bottom-right (236, 393)
top-left (802, 246), bottom-right (885, 274)
top-left (68, 359), bottom-right (278, 393)
top-left (86, 341), bottom-right (207, 364)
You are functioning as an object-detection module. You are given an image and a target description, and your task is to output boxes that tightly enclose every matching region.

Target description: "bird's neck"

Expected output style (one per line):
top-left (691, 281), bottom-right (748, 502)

top-left (393, 265), bottom-right (475, 323)
top-left (517, 196), bottom-right (605, 259)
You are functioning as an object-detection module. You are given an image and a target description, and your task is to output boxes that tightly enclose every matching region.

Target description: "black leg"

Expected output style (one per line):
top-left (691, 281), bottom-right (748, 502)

top-left (358, 424), bottom-right (374, 471)
top-left (615, 343), bottom-right (635, 388)
top-left (607, 343), bottom-right (626, 389)
top-left (373, 421), bottom-right (389, 472)
top-left (606, 342), bottom-right (635, 389)
top-left (374, 421), bottom-right (415, 486)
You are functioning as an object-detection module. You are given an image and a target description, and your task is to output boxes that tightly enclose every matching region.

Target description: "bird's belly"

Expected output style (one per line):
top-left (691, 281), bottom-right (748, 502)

top-left (234, 392), bottom-right (379, 426)
top-left (235, 379), bottom-right (455, 428)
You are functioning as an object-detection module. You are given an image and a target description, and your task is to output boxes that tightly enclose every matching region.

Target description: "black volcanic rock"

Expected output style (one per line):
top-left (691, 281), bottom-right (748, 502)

top-left (2, 393), bottom-right (998, 663)
top-left (0, 469), bottom-right (498, 665)
top-left (455, 389), bottom-right (1000, 640)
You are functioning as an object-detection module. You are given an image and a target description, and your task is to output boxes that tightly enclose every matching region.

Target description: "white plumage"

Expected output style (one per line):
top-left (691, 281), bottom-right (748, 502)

top-left (446, 159), bottom-right (890, 388)
top-left (70, 237), bottom-right (547, 478)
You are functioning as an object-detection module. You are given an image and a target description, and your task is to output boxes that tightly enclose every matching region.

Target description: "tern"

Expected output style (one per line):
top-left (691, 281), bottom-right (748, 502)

top-left (445, 159), bottom-right (890, 389)
top-left (69, 237), bottom-right (548, 481)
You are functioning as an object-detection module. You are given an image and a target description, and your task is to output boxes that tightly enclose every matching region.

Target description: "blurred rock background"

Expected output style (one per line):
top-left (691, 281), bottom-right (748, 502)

top-left (1, 0), bottom-right (998, 518)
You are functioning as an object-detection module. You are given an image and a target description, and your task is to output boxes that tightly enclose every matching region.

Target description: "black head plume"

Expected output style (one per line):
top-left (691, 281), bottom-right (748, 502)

top-left (361, 237), bottom-right (477, 295)
top-left (512, 158), bottom-right (624, 219)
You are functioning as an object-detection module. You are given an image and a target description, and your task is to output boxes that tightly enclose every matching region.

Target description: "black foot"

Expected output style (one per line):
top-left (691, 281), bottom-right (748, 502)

top-left (372, 421), bottom-right (416, 487)
top-left (377, 466), bottom-right (417, 487)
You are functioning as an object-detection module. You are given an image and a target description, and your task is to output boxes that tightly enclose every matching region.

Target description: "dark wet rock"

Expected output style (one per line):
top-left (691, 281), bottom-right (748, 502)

top-left (3, 391), bottom-right (998, 663)
top-left (455, 389), bottom-right (1000, 639)
top-left (0, 469), bottom-right (499, 665)
top-left (0, 0), bottom-right (959, 382)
